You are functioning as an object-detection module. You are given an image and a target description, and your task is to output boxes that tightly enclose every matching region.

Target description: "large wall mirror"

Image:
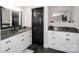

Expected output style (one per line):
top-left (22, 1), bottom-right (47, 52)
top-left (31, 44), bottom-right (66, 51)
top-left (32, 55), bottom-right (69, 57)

top-left (1, 7), bottom-right (11, 29)
top-left (0, 6), bottom-right (22, 29)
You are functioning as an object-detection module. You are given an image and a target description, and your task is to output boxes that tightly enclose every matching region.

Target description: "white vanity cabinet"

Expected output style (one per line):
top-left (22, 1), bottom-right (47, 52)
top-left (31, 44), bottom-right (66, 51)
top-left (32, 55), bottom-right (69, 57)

top-left (48, 30), bottom-right (79, 53)
top-left (0, 30), bottom-right (32, 53)
top-left (63, 32), bottom-right (79, 52)
top-left (15, 30), bottom-right (32, 53)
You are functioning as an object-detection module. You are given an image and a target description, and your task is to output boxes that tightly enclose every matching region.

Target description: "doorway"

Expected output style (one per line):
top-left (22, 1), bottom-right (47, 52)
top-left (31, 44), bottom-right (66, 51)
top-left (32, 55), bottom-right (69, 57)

top-left (32, 7), bottom-right (44, 46)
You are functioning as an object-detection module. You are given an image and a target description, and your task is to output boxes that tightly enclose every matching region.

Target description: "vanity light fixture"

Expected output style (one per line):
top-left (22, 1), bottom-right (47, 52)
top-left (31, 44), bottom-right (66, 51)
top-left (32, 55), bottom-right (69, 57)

top-left (2, 6), bottom-right (22, 11)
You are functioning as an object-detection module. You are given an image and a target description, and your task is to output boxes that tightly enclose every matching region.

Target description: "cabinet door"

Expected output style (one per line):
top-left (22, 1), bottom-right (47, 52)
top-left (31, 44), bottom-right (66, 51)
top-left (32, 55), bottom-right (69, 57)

top-left (15, 32), bottom-right (25, 52)
top-left (24, 30), bottom-right (32, 47)
top-left (48, 31), bottom-right (69, 52)
top-left (48, 31), bottom-right (79, 52)
top-left (48, 31), bottom-right (66, 51)
top-left (14, 31), bottom-right (32, 53)
top-left (15, 31), bottom-right (32, 53)
top-left (54, 32), bottom-right (67, 51)
top-left (14, 35), bottom-right (22, 53)
top-left (22, 32), bottom-right (29, 49)
top-left (65, 33), bottom-right (79, 52)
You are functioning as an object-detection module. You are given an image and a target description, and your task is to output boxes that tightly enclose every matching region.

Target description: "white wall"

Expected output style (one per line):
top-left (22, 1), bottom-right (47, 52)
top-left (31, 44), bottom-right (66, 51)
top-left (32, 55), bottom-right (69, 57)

top-left (48, 6), bottom-right (72, 21)
top-left (22, 6), bottom-right (31, 27)
top-left (72, 6), bottom-right (79, 23)
top-left (48, 6), bottom-right (79, 28)
top-left (22, 6), bottom-right (43, 27)
top-left (72, 6), bottom-right (79, 29)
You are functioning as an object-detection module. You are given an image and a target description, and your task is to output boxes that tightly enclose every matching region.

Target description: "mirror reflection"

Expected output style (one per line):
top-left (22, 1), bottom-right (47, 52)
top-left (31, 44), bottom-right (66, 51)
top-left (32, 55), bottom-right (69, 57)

top-left (2, 7), bottom-right (11, 28)
top-left (12, 11), bottom-right (19, 27)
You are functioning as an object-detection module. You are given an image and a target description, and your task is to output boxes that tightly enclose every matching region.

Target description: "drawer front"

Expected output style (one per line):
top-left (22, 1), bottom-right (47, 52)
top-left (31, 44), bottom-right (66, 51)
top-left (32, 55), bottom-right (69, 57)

top-left (48, 33), bottom-right (56, 38)
top-left (48, 42), bottom-right (57, 49)
top-left (17, 38), bottom-right (29, 51)
top-left (0, 37), bottom-right (16, 49)
top-left (65, 33), bottom-right (79, 45)
top-left (20, 33), bottom-right (25, 39)
top-left (48, 37), bottom-right (56, 44)
top-left (0, 44), bottom-right (15, 53)
top-left (1, 39), bottom-right (13, 46)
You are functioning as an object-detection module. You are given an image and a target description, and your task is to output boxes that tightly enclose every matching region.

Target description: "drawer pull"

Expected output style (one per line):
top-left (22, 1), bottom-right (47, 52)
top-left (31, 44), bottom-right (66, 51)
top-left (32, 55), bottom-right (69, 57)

top-left (21, 34), bottom-right (24, 36)
top-left (21, 39), bottom-right (24, 41)
top-left (6, 40), bottom-right (11, 44)
top-left (52, 38), bottom-right (55, 39)
top-left (5, 48), bottom-right (11, 52)
top-left (66, 34), bottom-right (70, 36)
top-left (67, 39), bottom-right (70, 41)
top-left (66, 39), bottom-right (67, 40)
top-left (52, 33), bottom-right (55, 34)
top-left (66, 39), bottom-right (70, 41)
top-left (52, 43), bottom-right (55, 45)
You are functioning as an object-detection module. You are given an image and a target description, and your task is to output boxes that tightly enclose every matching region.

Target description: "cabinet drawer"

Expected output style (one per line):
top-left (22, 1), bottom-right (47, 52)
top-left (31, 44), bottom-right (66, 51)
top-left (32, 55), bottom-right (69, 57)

top-left (17, 38), bottom-right (28, 51)
top-left (1, 40), bottom-right (12, 46)
top-left (0, 45), bottom-right (15, 53)
top-left (0, 39), bottom-right (15, 48)
top-left (48, 33), bottom-right (56, 37)
top-left (48, 38), bottom-right (56, 43)
top-left (65, 32), bottom-right (79, 38)
top-left (48, 42), bottom-right (56, 49)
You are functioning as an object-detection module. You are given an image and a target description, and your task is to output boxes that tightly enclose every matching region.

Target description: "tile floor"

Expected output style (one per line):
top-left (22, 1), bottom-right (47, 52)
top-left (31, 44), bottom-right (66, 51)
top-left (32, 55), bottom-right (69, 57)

top-left (27, 44), bottom-right (65, 53)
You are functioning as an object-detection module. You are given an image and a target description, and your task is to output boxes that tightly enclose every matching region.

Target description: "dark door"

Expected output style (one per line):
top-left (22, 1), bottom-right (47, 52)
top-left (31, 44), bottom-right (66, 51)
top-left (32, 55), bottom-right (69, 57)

top-left (32, 7), bottom-right (44, 46)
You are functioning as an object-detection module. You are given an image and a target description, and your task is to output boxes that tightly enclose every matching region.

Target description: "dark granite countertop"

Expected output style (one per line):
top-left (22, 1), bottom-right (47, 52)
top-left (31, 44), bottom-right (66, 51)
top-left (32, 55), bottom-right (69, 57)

top-left (1, 27), bottom-right (31, 40)
top-left (48, 29), bottom-right (79, 33)
top-left (48, 26), bottom-right (79, 33)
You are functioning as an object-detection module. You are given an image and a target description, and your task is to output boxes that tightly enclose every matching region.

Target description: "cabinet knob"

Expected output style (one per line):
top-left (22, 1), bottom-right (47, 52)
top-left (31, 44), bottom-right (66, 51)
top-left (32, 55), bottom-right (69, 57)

top-left (52, 38), bottom-right (55, 39)
top-left (66, 39), bottom-right (70, 41)
top-left (21, 39), bottom-right (24, 41)
top-left (66, 39), bottom-right (67, 40)
top-left (68, 39), bottom-right (70, 40)
top-left (6, 40), bottom-right (11, 44)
